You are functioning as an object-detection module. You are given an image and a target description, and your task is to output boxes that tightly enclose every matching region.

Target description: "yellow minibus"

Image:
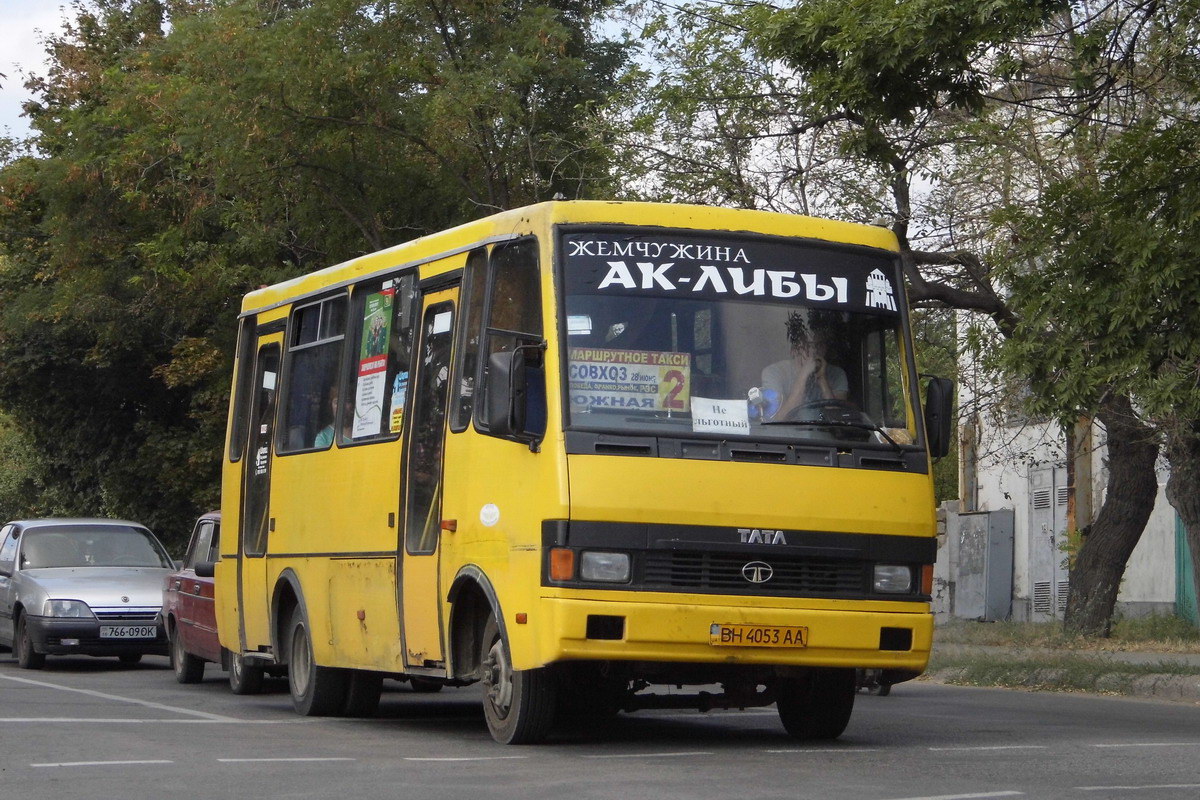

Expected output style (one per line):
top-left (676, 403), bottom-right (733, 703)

top-left (209, 201), bottom-right (952, 743)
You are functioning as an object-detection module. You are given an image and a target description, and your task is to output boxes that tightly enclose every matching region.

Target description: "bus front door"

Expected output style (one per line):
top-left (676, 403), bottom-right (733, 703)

top-left (400, 289), bottom-right (458, 670)
top-left (238, 337), bottom-right (281, 656)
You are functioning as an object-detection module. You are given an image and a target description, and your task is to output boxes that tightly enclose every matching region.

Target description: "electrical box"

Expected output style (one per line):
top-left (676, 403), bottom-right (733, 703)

top-left (951, 509), bottom-right (1014, 621)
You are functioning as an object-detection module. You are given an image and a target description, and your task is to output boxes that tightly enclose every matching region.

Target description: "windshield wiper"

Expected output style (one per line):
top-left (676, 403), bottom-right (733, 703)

top-left (759, 419), bottom-right (906, 453)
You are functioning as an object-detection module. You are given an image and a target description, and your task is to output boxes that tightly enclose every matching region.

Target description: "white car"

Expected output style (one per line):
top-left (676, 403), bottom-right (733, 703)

top-left (0, 518), bottom-right (175, 669)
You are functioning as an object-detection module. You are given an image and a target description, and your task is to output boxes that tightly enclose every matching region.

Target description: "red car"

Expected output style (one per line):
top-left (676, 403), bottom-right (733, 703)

top-left (163, 512), bottom-right (221, 683)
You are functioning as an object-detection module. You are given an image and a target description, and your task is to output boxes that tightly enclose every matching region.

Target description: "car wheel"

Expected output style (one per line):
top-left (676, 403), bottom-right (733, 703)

top-left (286, 605), bottom-right (348, 716)
top-left (408, 676), bottom-right (443, 693)
top-left (170, 626), bottom-right (204, 684)
top-left (228, 650), bottom-right (265, 695)
top-left (776, 668), bottom-right (856, 740)
top-left (480, 615), bottom-right (555, 744)
top-left (15, 614), bottom-right (45, 670)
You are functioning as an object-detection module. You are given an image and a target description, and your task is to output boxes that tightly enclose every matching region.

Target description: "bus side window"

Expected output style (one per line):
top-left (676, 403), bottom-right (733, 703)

top-left (449, 247), bottom-right (488, 432)
top-left (278, 295), bottom-right (347, 453)
top-left (475, 239), bottom-right (544, 437)
top-left (342, 273), bottom-right (416, 443)
top-left (228, 316), bottom-right (257, 462)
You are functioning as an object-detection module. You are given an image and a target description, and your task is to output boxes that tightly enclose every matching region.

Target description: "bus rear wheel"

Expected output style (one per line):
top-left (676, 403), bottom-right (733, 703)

top-left (776, 668), bottom-right (856, 740)
top-left (480, 616), bottom-right (555, 744)
top-left (287, 606), bottom-right (348, 716)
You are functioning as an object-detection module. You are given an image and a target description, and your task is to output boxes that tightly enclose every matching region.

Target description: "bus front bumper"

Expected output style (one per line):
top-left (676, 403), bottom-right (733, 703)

top-left (534, 596), bottom-right (933, 673)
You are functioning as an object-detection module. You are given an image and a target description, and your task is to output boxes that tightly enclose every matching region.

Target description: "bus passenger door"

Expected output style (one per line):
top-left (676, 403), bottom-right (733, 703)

top-left (400, 288), bottom-right (457, 669)
top-left (238, 338), bottom-right (281, 655)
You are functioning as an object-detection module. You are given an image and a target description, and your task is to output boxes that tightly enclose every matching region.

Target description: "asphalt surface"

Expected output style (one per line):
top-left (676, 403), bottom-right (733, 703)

top-left (2, 651), bottom-right (1200, 800)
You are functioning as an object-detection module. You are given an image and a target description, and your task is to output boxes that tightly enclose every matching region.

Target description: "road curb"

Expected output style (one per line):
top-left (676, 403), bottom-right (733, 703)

top-left (924, 667), bottom-right (1200, 704)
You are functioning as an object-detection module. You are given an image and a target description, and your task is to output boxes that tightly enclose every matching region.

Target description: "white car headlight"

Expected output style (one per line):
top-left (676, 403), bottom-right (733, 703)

top-left (42, 599), bottom-right (95, 618)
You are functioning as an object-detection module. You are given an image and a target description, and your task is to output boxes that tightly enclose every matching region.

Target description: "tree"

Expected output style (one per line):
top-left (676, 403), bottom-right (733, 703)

top-left (0, 0), bottom-right (626, 547)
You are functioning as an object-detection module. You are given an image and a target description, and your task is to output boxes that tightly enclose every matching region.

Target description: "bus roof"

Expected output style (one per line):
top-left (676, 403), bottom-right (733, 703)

top-left (239, 201), bottom-right (899, 315)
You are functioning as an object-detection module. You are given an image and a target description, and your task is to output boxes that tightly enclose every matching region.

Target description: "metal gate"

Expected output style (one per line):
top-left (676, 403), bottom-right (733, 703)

top-left (1176, 514), bottom-right (1199, 629)
top-left (1028, 466), bottom-right (1070, 621)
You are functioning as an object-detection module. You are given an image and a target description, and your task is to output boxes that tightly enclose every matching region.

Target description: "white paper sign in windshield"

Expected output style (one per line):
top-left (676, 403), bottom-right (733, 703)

top-left (690, 396), bottom-right (751, 436)
top-left (569, 347), bottom-right (690, 412)
top-left (562, 231), bottom-right (900, 313)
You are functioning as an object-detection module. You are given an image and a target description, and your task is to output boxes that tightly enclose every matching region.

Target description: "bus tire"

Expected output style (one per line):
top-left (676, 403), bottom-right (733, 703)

top-left (343, 671), bottom-right (384, 717)
top-left (777, 668), bottom-right (856, 740)
top-left (15, 614), bottom-right (45, 670)
top-left (228, 651), bottom-right (265, 695)
top-left (286, 605), bottom-right (348, 716)
top-left (480, 616), bottom-right (555, 745)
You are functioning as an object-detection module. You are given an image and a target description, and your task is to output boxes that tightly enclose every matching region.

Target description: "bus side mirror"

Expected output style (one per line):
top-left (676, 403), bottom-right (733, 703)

top-left (486, 345), bottom-right (547, 444)
top-left (924, 377), bottom-right (955, 459)
top-left (487, 349), bottom-right (528, 438)
top-left (195, 561), bottom-right (216, 578)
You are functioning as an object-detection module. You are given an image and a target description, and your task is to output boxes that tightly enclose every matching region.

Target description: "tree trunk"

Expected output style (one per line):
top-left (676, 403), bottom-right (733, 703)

top-left (1165, 423), bottom-right (1200, 623)
top-left (1064, 394), bottom-right (1159, 637)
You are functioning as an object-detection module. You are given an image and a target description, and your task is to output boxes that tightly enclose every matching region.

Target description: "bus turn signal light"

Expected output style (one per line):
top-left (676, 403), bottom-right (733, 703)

top-left (921, 564), bottom-right (934, 595)
top-left (549, 548), bottom-right (575, 581)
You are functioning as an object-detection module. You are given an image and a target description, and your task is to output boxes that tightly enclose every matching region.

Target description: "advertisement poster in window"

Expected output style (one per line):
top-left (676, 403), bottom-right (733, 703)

top-left (353, 288), bottom-right (394, 438)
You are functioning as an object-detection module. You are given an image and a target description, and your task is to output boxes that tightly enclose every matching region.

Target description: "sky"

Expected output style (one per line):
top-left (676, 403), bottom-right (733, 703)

top-left (0, 1), bottom-right (67, 140)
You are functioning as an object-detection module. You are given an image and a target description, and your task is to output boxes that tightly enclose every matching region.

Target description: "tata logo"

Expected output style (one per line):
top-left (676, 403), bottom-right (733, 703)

top-left (742, 561), bottom-right (774, 584)
top-left (738, 528), bottom-right (787, 545)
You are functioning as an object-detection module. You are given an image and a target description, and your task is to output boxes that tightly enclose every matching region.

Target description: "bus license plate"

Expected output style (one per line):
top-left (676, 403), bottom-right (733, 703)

top-left (100, 625), bottom-right (157, 639)
top-left (709, 623), bottom-right (808, 647)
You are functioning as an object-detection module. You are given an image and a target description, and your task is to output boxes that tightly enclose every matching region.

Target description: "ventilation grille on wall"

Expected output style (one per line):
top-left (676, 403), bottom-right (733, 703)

top-left (1033, 580), bottom-right (1053, 613)
top-left (1057, 581), bottom-right (1069, 613)
top-left (1057, 486), bottom-right (1069, 506)
top-left (1032, 490), bottom-right (1052, 510)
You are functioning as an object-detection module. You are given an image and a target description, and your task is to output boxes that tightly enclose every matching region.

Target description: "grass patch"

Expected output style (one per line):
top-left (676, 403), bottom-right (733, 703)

top-left (936, 615), bottom-right (1200, 653)
top-left (927, 651), bottom-right (1200, 695)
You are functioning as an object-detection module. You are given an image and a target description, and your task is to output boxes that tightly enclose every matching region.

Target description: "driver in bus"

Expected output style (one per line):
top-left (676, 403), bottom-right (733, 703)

top-left (759, 311), bottom-right (848, 421)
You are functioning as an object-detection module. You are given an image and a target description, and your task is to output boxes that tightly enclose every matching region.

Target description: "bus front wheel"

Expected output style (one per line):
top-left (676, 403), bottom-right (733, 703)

top-left (776, 668), bottom-right (856, 740)
top-left (480, 616), bottom-right (555, 744)
top-left (287, 606), bottom-right (348, 716)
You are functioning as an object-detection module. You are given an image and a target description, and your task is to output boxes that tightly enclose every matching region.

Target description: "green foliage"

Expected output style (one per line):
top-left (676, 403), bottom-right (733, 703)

top-left (0, 0), bottom-right (626, 542)
top-left (755, 0), bottom-right (1068, 125)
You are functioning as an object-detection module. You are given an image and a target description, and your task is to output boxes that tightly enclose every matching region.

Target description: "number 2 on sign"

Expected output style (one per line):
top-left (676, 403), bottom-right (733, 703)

top-left (662, 369), bottom-right (685, 409)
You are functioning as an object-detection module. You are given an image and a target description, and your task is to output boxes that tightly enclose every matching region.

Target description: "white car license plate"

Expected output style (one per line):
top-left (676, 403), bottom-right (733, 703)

top-left (100, 625), bottom-right (157, 639)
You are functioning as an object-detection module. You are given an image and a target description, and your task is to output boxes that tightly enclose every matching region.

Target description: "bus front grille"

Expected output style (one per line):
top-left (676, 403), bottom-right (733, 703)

top-left (642, 551), bottom-right (866, 596)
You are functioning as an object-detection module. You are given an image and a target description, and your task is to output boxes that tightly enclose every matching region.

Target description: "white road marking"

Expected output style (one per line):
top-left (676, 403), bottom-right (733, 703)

top-left (32, 760), bottom-right (174, 768)
top-left (218, 757), bottom-right (356, 763)
top-left (929, 746), bottom-right (1048, 752)
top-left (879, 793), bottom-right (1023, 800)
top-left (581, 751), bottom-right (714, 759)
top-left (1076, 785), bottom-right (1200, 792)
top-left (404, 756), bottom-right (529, 762)
top-left (0, 717), bottom-right (307, 724)
top-left (1, 675), bottom-right (236, 721)
top-left (1091, 742), bottom-right (1200, 748)
top-left (766, 748), bottom-right (880, 754)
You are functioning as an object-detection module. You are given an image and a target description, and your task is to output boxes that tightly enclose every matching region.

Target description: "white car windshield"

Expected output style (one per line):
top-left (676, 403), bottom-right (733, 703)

top-left (21, 526), bottom-right (172, 569)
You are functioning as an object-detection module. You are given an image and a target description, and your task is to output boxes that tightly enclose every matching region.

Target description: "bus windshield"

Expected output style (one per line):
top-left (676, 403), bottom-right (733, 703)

top-left (561, 228), bottom-right (918, 448)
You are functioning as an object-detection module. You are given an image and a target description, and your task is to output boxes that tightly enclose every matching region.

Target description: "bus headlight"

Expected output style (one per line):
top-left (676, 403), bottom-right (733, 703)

top-left (42, 599), bottom-right (96, 618)
top-left (873, 565), bottom-right (913, 593)
top-left (579, 552), bottom-right (631, 583)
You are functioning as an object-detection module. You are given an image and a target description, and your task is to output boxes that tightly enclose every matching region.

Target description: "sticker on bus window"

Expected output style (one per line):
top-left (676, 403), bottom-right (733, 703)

top-left (353, 289), bottom-right (394, 438)
top-left (389, 371), bottom-right (408, 433)
top-left (690, 396), bottom-right (750, 436)
top-left (568, 348), bottom-right (690, 411)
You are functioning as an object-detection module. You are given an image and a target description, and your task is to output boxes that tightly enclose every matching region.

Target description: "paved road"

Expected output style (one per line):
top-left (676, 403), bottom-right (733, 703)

top-left (2, 652), bottom-right (1199, 800)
